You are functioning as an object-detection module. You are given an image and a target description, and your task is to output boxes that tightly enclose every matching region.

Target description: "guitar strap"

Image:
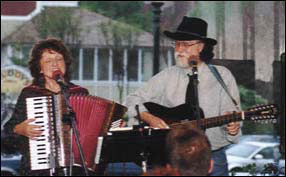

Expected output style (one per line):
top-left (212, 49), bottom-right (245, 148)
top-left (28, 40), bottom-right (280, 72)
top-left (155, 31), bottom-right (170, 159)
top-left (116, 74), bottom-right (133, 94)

top-left (207, 64), bottom-right (240, 111)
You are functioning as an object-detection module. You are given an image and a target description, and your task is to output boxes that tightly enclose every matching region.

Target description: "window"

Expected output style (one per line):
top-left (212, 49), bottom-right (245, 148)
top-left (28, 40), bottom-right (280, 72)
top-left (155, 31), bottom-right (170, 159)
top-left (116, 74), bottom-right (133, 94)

top-left (70, 47), bottom-right (79, 80)
top-left (160, 48), bottom-right (169, 71)
top-left (258, 147), bottom-right (274, 159)
top-left (226, 144), bottom-right (258, 158)
top-left (98, 48), bottom-right (110, 81)
top-left (22, 45), bottom-right (32, 60)
top-left (142, 48), bottom-right (153, 81)
top-left (112, 49), bottom-right (124, 81)
top-left (127, 49), bottom-right (138, 81)
top-left (82, 48), bottom-right (94, 80)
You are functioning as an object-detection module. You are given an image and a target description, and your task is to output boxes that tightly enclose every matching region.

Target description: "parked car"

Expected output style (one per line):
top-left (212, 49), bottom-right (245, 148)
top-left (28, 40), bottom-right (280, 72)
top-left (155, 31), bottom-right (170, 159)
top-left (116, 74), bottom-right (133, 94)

top-left (226, 134), bottom-right (280, 150)
top-left (226, 141), bottom-right (285, 174)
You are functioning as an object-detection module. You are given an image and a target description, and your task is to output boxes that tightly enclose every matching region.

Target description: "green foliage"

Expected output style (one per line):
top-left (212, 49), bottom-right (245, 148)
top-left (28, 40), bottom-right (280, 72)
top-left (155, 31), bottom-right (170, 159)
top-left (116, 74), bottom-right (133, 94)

top-left (10, 56), bottom-right (28, 67)
top-left (98, 20), bottom-right (141, 48)
top-left (33, 7), bottom-right (81, 43)
top-left (230, 163), bottom-right (258, 176)
top-left (189, 2), bottom-right (202, 18)
top-left (239, 85), bottom-right (275, 135)
top-left (79, 1), bottom-right (153, 32)
top-left (9, 44), bottom-right (29, 67)
top-left (239, 85), bottom-right (267, 110)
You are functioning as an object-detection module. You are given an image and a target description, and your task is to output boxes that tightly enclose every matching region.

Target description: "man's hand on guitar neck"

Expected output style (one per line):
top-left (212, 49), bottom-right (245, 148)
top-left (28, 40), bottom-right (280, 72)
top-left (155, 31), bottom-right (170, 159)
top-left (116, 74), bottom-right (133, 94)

top-left (224, 112), bottom-right (241, 136)
top-left (140, 112), bottom-right (170, 129)
top-left (226, 122), bottom-right (240, 136)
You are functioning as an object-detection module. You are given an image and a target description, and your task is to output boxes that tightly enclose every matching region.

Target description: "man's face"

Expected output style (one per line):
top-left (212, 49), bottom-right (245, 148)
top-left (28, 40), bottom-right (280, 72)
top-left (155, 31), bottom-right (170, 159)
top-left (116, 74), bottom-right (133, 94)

top-left (175, 40), bottom-right (205, 68)
top-left (40, 49), bottom-right (66, 79)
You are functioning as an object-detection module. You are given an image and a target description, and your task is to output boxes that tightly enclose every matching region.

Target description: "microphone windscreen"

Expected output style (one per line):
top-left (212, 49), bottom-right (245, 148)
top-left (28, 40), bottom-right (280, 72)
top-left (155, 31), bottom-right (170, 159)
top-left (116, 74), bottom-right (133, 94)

top-left (52, 70), bottom-right (64, 81)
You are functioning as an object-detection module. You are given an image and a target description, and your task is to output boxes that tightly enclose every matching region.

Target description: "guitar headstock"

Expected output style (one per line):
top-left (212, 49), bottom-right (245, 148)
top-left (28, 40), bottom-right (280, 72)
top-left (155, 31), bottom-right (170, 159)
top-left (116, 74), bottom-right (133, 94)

top-left (246, 104), bottom-right (279, 123)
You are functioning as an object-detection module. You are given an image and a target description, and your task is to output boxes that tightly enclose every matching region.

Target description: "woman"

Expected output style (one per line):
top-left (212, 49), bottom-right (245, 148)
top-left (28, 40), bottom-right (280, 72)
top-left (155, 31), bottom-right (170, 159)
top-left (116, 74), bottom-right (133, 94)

top-left (4, 38), bottom-right (89, 175)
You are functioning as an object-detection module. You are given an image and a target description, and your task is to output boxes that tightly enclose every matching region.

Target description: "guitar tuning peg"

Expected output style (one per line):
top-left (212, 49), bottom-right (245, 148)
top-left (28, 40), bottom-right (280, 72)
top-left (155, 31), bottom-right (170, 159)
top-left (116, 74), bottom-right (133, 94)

top-left (272, 119), bottom-right (277, 124)
top-left (255, 120), bottom-right (260, 123)
top-left (266, 119), bottom-right (270, 124)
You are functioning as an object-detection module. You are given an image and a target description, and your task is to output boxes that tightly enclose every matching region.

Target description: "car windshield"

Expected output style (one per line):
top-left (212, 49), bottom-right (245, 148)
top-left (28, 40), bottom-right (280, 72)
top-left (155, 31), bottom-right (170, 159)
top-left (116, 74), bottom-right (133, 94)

top-left (226, 144), bottom-right (259, 158)
top-left (240, 135), bottom-right (279, 143)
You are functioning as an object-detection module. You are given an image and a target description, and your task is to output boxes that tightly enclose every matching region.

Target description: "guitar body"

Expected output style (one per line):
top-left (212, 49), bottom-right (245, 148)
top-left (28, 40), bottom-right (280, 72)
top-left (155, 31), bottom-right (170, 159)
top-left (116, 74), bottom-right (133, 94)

top-left (143, 102), bottom-right (205, 125)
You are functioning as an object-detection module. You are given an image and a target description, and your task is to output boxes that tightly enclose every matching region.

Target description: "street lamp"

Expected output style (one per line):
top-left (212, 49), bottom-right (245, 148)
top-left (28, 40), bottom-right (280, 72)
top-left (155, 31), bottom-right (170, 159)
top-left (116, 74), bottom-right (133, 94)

top-left (151, 2), bottom-right (164, 75)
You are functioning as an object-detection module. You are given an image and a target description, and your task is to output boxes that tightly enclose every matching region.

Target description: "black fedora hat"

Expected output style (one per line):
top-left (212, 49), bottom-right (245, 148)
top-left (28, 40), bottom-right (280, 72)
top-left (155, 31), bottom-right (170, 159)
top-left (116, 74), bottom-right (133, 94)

top-left (164, 16), bottom-right (217, 45)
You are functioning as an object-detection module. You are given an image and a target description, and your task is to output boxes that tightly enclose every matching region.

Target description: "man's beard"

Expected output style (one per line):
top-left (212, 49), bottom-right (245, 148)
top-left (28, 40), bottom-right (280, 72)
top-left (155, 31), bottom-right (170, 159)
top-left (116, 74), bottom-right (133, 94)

top-left (175, 52), bottom-right (190, 68)
top-left (175, 52), bottom-right (201, 68)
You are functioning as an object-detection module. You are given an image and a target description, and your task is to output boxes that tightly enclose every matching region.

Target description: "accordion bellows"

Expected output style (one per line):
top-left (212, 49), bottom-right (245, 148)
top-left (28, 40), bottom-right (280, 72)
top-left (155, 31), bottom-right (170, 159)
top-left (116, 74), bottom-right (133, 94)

top-left (69, 94), bottom-right (127, 170)
top-left (26, 94), bottom-right (127, 171)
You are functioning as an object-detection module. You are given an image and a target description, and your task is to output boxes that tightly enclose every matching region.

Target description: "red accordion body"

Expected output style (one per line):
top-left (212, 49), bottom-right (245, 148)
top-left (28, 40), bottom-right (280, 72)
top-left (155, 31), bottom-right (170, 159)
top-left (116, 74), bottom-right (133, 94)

top-left (26, 94), bottom-right (127, 172)
top-left (69, 94), bottom-right (127, 171)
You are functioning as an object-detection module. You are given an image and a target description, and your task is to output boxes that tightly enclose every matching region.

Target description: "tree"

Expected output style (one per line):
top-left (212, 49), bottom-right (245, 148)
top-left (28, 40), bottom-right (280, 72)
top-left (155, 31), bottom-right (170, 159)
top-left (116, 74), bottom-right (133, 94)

top-left (98, 20), bottom-right (142, 103)
top-left (239, 85), bottom-right (276, 135)
top-left (33, 7), bottom-right (82, 44)
top-left (79, 1), bottom-right (153, 32)
top-left (10, 7), bottom-right (83, 68)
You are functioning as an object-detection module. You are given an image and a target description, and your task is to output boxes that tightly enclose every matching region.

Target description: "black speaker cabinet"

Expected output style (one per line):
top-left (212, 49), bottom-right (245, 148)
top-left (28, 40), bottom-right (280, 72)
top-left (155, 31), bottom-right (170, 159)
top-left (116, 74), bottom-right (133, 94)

top-left (280, 53), bottom-right (285, 158)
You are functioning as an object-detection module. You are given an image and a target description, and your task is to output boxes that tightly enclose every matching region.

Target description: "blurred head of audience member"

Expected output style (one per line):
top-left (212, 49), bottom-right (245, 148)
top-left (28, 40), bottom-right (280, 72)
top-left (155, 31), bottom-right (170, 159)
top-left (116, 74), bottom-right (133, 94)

top-left (166, 125), bottom-right (214, 176)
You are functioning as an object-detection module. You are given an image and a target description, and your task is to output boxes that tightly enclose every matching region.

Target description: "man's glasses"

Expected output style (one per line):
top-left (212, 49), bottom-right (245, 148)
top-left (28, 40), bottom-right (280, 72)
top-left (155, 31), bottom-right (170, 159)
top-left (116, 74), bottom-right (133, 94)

top-left (174, 41), bottom-right (202, 48)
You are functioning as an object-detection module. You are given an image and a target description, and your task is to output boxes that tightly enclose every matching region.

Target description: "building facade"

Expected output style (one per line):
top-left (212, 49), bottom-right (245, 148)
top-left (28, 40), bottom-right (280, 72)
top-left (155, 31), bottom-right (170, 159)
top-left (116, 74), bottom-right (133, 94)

top-left (1, 3), bottom-right (174, 106)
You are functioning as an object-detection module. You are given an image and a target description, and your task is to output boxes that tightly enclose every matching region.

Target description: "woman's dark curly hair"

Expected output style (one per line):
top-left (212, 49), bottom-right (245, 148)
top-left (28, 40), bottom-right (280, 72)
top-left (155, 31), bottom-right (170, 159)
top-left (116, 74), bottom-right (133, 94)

top-left (200, 42), bottom-right (215, 64)
top-left (28, 38), bottom-right (73, 87)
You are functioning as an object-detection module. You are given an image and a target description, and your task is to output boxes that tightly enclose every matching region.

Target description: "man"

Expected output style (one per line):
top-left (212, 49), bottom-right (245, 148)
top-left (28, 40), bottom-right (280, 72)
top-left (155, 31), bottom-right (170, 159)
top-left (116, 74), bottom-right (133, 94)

top-left (124, 16), bottom-right (241, 175)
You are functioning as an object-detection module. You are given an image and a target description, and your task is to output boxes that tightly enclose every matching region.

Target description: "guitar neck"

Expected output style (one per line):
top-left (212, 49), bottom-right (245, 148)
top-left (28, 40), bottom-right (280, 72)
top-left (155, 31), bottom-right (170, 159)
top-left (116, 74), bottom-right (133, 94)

top-left (170, 111), bottom-right (245, 129)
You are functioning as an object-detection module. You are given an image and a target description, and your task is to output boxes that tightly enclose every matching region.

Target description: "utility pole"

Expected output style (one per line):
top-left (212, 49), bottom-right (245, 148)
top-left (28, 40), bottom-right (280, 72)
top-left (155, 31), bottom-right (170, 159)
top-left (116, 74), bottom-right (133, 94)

top-left (151, 2), bottom-right (164, 75)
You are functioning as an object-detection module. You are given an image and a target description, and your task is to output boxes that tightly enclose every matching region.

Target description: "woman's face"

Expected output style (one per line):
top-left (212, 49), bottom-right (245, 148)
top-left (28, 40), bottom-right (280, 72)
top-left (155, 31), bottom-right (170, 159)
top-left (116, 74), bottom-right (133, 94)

top-left (39, 49), bottom-right (66, 80)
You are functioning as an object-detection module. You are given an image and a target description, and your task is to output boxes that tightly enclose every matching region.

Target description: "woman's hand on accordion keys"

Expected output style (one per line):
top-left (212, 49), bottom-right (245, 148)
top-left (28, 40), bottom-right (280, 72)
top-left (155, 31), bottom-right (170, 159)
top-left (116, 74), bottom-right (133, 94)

top-left (14, 119), bottom-right (43, 139)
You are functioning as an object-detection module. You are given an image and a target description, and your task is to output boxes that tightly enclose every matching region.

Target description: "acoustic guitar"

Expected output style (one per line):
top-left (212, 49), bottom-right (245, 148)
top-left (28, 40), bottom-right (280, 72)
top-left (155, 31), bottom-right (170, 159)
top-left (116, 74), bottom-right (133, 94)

top-left (143, 102), bottom-right (279, 129)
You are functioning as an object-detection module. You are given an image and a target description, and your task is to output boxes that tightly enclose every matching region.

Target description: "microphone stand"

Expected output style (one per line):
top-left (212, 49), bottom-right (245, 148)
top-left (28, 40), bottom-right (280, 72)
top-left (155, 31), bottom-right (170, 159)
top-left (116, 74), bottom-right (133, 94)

top-left (190, 61), bottom-right (201, 129)
top-left (58, 82), bottom-right (89, 176)
top-left (135, 105), bottom-right (148, 173)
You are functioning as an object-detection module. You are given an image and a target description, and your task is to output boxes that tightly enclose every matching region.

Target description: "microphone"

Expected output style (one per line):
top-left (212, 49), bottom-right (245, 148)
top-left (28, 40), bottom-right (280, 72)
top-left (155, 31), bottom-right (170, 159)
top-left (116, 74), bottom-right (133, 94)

top-left (189, 61), bottom-right (198, 75)
top-left (52, 70), bottom-right (67, 87)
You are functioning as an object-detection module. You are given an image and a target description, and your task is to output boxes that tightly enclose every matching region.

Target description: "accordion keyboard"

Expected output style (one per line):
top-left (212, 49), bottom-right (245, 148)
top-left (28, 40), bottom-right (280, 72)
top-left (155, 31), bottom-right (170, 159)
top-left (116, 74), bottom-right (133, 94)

top-left (26, 96), bottom-right (53, 170)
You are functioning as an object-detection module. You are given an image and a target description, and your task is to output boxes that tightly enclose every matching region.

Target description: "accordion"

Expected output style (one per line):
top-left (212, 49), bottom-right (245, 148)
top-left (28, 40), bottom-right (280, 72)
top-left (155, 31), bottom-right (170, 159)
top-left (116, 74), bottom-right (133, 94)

top-left (26, 94), bottom-right (127, 171)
